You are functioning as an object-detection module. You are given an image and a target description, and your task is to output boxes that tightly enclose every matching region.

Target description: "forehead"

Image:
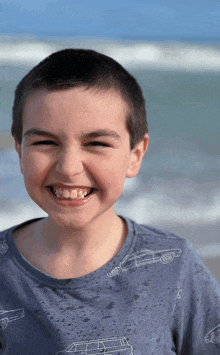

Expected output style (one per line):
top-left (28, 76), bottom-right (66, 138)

top-left (22, 87), bottom-right (129, 134)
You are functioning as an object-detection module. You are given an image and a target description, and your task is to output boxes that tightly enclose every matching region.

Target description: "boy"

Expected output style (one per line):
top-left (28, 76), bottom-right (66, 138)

top-left (0, 49), bottom-right (220, 354)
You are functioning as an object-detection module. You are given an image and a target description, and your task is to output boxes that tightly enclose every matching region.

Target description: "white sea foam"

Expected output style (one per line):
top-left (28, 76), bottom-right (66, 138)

top-left (0, 201), bottom-right (47, 230)
top-left (1, 37), bottom-right (220, 72)
top-left (0, 42), bottom-right (55, 65)
top-left (116, 178), bottom-right (220, 226)
top-left (106, 42), bottom-right (220, 71)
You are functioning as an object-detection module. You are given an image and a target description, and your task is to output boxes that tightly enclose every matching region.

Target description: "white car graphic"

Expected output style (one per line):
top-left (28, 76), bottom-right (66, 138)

top-left (108, 248), bottom-right (182, 277)
top-left (0, 309), bottom-right (25, 330)
top-left (0, 242), bottom-right (8, 254)
top-left (56, 336), bottom-right (133, 355)
top-left (205, 324), bottom-right (220, 344)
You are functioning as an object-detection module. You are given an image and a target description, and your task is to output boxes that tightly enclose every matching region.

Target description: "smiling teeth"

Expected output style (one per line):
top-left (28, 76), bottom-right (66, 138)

top-left (52, 187), bottom-right (90, 199)
top-left (70, 190), bottom-right (78, 199)
top-left (63, 190), bottom-right (70, 198)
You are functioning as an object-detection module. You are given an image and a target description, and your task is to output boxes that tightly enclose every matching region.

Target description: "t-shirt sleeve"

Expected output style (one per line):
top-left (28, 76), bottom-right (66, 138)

top-left (172, 241), bottom-right (220, 354)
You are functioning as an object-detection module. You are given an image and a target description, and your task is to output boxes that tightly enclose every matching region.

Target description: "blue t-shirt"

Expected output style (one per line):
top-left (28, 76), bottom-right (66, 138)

top-left (0, 217), bottom-right (220, 354)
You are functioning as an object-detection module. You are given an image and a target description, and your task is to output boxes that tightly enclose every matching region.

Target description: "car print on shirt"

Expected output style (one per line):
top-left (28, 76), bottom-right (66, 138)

top-left (0, 241), bottom-right (8, 254)
top-left (205, 324), bottom-right (220, 345)
top-left (108, 248), bottom-right (182, 277)
top-left (177, 289), bottom-right (183, 300)
top-left (56, 336), bottom-right (133, 355)
top-left (0, 308), bottom-right (25, 330)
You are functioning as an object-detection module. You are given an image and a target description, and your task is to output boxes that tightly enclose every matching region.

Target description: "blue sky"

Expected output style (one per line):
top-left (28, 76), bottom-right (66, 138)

top-left (1, 0), bottom-right (220, 40)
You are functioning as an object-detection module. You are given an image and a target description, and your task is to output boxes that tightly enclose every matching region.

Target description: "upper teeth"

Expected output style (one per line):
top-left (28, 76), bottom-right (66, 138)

top-left (53, 187), bottom-right (90, 199)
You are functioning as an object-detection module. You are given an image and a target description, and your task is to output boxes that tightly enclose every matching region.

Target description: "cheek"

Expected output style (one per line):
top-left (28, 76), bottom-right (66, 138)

top-left (89, 160), bottom-right (128, 197)
top-left (21, 153), bottom-right (52, 185)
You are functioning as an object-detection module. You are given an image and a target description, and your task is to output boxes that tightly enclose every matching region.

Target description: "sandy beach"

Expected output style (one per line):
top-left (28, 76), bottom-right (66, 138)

top-left (202, 257), bottom-right (220, 285)
top-left (0, 131), bottom-right (14, 149)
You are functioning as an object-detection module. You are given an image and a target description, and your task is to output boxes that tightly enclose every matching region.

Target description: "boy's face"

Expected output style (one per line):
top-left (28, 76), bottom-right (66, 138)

top-left (15, 87), bottom-right (148, 229)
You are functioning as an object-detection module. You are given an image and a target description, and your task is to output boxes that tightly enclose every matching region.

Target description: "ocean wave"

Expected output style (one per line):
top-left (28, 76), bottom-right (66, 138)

top-left (1, 37), bottom-right (220, 72)
top-left (0, 200), bottom-right (47, 230)
top-left (116, 179), bottom-right (220, 226)
top-left (0, 42), bottom-right (56, 65)
top-left (106, 42), bottom-right (220, 71)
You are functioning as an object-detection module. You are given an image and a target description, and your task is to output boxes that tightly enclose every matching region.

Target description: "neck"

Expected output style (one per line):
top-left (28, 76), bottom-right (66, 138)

top-left (37, 212), bottom-right (126, 255)
top-left (13, 212), bottom-right (128, 278)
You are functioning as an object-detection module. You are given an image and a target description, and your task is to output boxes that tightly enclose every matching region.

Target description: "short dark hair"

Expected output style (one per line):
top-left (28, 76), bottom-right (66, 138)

top-left (12, 49), bottom-right (148, 149)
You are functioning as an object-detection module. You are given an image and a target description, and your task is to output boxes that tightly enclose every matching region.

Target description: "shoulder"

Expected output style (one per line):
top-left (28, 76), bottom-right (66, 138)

top-left (127, 218), bottom-right (220, 286)
top-left (1, 218), bottom-right (44, 236)
top-left (127, 217), bottom-right (187, 251)
top-left (133, 220), bottom-right (185, 242)
top-left (124, 217), bottom-right (210, 272)
top-left (0, 218), bottom-right (44, 247)
top-left (0, 227), bottom-right (11, 254)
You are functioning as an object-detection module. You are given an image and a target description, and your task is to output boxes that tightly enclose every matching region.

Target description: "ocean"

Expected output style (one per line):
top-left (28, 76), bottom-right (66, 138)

top-left (0, 35), bottom-right (220, 258)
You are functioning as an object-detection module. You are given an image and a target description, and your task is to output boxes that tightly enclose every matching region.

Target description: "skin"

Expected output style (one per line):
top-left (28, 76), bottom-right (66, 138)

top-left (14, 87), bottom-right (148, 278)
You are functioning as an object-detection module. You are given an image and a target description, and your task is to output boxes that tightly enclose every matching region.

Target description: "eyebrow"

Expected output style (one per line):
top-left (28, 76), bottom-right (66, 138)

top-left (82, 129), bottom-right (120, 140)
top-left (23, 128), bottom-right (57, 140)
top-left (23, 128), bottom-right (121, 140)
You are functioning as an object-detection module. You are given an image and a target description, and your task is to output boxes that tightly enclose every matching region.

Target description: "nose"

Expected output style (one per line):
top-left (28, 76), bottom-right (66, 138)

top-left (55, 148), bottom-right (84, 177)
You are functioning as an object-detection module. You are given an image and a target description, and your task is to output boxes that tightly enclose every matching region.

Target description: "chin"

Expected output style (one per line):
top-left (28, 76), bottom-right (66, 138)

top-left (47, 212), bottom-right (95, 231)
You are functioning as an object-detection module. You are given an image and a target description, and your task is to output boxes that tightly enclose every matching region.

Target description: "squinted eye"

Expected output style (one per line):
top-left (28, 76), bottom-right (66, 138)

top-left (33, 140), bottom-right (57, 146)
top-left (87, 142), bottom-right (110, 147)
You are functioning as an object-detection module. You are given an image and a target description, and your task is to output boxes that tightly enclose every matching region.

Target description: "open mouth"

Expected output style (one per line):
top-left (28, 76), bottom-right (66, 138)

top-left (49, 186), bottom-right (95, 200)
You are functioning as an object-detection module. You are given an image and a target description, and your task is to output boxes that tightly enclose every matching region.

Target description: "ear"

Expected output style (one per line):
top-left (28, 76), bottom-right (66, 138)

top-left (14, 139), bottom-right (23, 174)
top-left (126, 134), bottom-right (149, 178)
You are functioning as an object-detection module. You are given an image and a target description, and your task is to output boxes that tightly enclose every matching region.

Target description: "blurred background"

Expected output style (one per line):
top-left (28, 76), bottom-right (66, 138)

top-left (0, 1), bottom-right (220, 279)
